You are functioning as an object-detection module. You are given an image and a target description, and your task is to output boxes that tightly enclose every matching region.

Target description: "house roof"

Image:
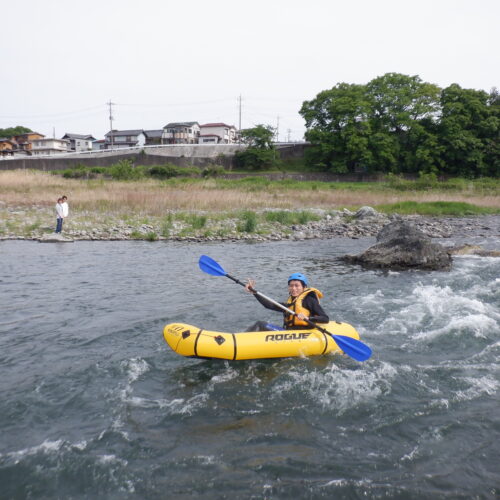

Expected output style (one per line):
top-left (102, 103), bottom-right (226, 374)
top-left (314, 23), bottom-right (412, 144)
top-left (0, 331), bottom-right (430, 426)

top-left (200, 123), bottom-right (235, 128)
top-left (105, 129), bottom-right (145, 137)
top-left (62, 133), bottom-right (96, 140)
top-left (33, 138), bottom-right (69, 143)
top-left (163, 122), bottom-right (200, 129)
top-left (144, 130), bottom-right (163, 138)
top-left (13, 132), bottom-right (43, 137)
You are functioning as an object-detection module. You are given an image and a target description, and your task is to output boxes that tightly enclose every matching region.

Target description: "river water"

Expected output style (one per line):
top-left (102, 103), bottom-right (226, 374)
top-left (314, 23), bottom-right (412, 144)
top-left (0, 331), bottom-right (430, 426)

top-left (1, 237), bottom-right (499, 499)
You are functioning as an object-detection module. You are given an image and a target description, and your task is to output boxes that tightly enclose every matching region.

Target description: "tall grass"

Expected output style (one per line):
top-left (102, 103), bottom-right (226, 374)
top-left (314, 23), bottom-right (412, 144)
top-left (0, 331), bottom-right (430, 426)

top-left (1, 170), bottom-right (498, 215)
top-left (377, 201), bottom-right (499, 216)
top-left (264, 210), bottom-right (321, 224)
top-left (238, 211), bottom-right (258, 232)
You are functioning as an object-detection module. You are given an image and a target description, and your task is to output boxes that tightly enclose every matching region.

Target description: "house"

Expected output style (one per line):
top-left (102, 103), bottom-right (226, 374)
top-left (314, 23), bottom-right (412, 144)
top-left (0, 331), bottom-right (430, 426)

top-left (62, 133), bottom-right (96, 152)
top-left (104, 130), bottom-right (146, 149)
top-left (162, 122), bottom-right (200, 144)
top-left (92, 139), bottom-right (106, 151)
top-left (31, 138), bottom-right (69, 156)
top-left (0, 138), bottom-right (17, 157)
top-left (199, 123), bottom-right (238, 144)
top-left (144, 130), bottom-right (163, 145)
top-left (12, 132), bottom-right (45, 153)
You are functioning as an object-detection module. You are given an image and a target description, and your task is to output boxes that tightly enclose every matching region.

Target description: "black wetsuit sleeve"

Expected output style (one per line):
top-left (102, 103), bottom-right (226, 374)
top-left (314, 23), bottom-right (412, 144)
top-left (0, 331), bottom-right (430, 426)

top-left (253, 293), bottom-right (285, 312)
top-left (303, 293), bottom-right (329, 324)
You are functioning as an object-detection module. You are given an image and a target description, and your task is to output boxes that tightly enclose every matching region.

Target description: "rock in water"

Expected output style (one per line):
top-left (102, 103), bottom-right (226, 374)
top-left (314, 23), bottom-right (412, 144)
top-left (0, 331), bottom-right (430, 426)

top-left (448, 244), bottom-right (500, 257)
top-left (38, 233), bottom-right (74, 243)
top-left (342, 221), bottom-right (452, 271)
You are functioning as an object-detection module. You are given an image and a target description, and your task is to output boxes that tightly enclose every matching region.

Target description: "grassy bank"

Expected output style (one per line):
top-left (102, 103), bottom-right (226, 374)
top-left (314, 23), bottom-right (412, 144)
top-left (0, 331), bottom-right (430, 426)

top-left (1, 170), bottom-right (498, 240)
top-left (1, 170), bottom-right (499, 215)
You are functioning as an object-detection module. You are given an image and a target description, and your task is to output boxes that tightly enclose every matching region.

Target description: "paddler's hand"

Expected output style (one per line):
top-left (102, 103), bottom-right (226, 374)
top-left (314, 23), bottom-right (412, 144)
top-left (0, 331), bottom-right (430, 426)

top-left (296, 313), bottom-right (308, 321)
top-left (245, 279), bottom-right (256, 294)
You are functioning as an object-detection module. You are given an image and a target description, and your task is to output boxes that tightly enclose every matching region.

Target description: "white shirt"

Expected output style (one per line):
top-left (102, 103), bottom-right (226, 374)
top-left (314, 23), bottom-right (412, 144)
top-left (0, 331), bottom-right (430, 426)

top-left (61, 201), bottom-right (69, 217)
top-left (56, 203), bottom-right (64, 218)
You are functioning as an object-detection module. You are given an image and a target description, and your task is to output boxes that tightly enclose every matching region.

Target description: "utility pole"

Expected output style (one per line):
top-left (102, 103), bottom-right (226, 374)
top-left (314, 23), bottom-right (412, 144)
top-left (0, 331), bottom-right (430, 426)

top-left (275, 115), bottom-right (280, 142)
top-left (238, 94), bottom-right (242, 144)
top-left (107, 100), bottom-right (115, 148)
top-left (287, 128), bottom-right (292, 142)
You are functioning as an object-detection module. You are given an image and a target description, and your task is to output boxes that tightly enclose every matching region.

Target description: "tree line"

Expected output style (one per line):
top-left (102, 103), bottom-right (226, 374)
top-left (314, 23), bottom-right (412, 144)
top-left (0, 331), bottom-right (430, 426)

top-left (299, 73), bottom-right (499, 178)
top-left (0, 126), bottom-right (32, 138)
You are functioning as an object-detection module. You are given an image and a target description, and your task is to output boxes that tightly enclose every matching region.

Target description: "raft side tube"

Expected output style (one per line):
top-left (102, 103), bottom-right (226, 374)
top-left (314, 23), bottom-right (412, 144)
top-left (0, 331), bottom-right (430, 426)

top-left (163, 321), bottom-right (361, 361)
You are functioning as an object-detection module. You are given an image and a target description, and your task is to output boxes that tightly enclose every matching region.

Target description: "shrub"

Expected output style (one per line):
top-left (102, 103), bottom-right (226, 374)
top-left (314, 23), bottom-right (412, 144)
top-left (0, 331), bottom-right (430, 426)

top-left (130, 230), bottom-right (143, 239)
top-left (265, 210), bottom-right (321, 225)
top-left (145, 231), bottom-right (159, 241)
top-left (147, 164), bottom-right (201, 179)
top-left (161, 214), bottom-right (174, 237)
top-left (233, 148), bottom-right (280, 170)
top-left (61, 167), bottom-right (89, 179)
top-left (265, 210), bottom-right (294, 224)
top-left (148, 165), bottom-right (181, 179)
top-left (109, 160), bottom-right (143, 180)
top-left (238, 211), bottom-right (258, 232)
top-left (415, 171), bottom-right (439, 189)
top-left (202, 165), bottom-right (226, 178)
top-left (186, 214), bottom-right (207, 229)
top-left (90, 166), bottom-right (106, 174)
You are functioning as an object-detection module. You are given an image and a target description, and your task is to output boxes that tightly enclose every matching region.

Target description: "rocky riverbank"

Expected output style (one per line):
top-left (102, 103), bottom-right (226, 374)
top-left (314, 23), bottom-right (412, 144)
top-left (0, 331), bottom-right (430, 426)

top-left (1, 204), bottom-right (499, 243)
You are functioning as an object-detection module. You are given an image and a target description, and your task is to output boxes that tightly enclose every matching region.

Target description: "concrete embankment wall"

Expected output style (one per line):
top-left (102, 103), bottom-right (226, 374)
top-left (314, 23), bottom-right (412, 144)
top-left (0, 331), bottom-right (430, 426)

top-left (0, 143), bottom-right (313, 172)
top-left (0, 145), bottom-right (247, 171)
top-left (0, 142), bottom-right (389, 181)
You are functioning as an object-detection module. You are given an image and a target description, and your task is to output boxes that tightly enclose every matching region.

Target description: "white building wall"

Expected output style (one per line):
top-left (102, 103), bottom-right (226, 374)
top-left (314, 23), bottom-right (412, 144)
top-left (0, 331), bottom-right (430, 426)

top-left (200, 125), bottom-right (237, 143)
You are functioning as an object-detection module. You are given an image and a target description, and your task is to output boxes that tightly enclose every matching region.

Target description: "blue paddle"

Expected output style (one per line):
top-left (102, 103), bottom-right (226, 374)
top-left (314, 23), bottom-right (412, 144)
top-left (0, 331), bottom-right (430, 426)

top-left (199, 255), bottom-right (372, 362)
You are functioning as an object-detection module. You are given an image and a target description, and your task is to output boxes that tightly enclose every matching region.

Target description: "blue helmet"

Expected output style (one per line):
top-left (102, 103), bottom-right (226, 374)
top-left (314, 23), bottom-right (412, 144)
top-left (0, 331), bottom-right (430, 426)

top-left (288, 272), bottom-right (308, 287)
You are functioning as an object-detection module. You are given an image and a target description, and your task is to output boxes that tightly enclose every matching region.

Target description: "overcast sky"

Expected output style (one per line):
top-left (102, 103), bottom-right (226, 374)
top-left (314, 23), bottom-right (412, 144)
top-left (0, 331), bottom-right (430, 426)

top-left (1, 0), bottom-right (498, 141)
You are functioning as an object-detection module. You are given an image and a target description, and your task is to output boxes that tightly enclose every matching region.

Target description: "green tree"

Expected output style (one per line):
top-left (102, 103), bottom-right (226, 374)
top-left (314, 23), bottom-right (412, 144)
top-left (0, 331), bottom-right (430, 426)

top-left (366, 73), bottom-right (441, 173)
top-left (438, 84), bottom-right (498, 177)
top-left (234, 124), bottom-right (279, 170)
top-left (300, 73), bottom-right (442, 174)
top-left (301, 83), bottom-right (374, 173)
top-left (367, 73), bottom-right (440, 133)
top-left (240, 124), bottom-right (275, 148)
top-left (0, 125), bottom-right (33, 137)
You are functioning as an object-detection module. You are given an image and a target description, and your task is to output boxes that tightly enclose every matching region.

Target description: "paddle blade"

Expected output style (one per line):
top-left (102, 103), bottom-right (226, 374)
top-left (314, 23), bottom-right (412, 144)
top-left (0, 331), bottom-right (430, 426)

top-left (199, 255), bottom-right (227, 277)
top-left (332, 334), bottom-right (372, 362)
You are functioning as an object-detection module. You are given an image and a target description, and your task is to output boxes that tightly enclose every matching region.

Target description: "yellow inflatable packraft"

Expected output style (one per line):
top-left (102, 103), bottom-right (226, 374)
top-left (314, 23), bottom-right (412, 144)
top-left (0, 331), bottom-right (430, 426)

top-left (163, 321), bottom-right (361, 360)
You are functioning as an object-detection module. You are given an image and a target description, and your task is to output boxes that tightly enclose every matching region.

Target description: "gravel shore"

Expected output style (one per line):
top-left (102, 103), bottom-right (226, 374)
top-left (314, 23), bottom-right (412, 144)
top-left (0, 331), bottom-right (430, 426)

top-left (1, 204), bottom-right (499, 243)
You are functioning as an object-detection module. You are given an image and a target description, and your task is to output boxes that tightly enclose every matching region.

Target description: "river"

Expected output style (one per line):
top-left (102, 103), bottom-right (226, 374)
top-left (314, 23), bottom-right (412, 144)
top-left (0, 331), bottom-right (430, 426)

top-left (0, 238), bottom-right (498, 499)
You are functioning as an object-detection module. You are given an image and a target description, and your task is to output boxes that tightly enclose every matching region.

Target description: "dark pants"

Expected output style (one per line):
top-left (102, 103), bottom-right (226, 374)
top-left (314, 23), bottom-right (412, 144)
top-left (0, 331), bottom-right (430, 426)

top-left (245, 321), bottom-right (281, 332)
top-left (56, 218), bottom-right (63, 233)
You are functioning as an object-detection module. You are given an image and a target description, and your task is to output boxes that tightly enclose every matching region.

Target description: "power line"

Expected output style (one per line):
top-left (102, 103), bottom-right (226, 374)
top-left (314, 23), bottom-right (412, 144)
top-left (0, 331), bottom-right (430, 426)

top-left (0, 105), bottom-right (104, 119)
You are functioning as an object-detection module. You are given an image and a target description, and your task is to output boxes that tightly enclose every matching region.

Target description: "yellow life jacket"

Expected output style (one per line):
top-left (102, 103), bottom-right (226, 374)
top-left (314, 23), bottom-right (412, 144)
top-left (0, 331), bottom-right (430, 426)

top-left (284, 287), bottom-right (324, 328)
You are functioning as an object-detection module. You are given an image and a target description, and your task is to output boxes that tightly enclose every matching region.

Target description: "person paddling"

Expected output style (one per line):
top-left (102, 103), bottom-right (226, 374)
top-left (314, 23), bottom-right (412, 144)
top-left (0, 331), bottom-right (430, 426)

top-left (245, 273), bottom-right (329, 332)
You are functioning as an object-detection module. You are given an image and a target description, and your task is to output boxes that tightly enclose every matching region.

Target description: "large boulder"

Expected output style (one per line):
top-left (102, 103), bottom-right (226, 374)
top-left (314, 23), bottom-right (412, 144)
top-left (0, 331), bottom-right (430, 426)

top-left (342, 221), bottom-right (452, 271)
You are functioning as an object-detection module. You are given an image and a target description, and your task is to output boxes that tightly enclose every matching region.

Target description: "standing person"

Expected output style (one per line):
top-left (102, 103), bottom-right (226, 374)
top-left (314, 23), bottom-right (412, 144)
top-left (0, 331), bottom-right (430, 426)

top-left (61, 195), bottom-right (69, 219)
top-left (244, 272), bottom-right (329, 332)
top-left (55, 198), bottom-right (64, 233)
